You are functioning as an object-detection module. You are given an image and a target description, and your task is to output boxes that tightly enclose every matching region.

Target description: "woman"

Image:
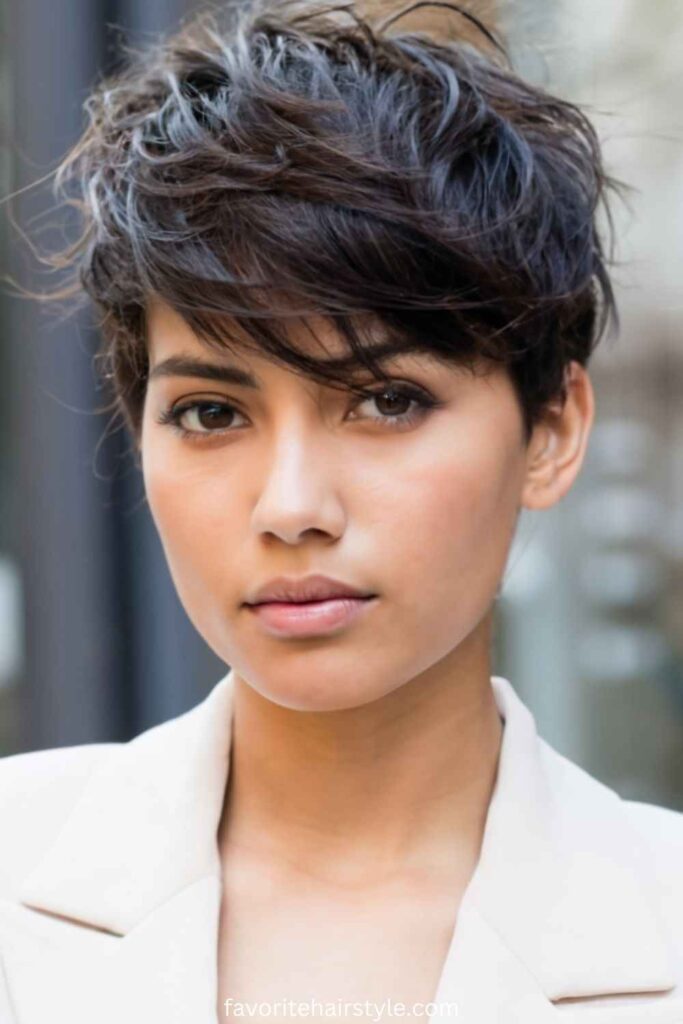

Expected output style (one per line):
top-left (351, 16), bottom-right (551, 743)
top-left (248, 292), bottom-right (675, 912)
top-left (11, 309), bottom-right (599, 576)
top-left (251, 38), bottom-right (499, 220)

top-left (1, 2), bottom-right (682, 1022)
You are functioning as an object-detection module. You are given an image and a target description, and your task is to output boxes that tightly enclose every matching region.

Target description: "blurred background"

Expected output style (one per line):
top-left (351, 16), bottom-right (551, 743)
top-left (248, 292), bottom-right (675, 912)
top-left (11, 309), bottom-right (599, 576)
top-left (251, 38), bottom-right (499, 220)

top-left (0, 1), bottom-right (682, 809)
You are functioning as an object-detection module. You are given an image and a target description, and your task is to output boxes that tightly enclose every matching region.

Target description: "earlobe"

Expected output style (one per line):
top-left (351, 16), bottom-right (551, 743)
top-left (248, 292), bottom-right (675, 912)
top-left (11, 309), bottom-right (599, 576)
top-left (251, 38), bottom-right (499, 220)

top-left (520, 362), bottom-right (594, 512)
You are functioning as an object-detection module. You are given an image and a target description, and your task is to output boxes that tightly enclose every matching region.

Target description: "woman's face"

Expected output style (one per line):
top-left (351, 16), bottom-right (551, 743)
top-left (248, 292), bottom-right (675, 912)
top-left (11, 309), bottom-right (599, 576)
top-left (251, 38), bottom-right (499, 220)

top-left (140, 298), bottom-right (549, 711)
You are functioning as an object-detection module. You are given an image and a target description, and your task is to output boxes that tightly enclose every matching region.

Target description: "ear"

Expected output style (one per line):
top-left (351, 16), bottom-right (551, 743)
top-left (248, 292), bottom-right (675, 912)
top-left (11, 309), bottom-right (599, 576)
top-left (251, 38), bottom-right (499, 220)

top-left (520, 361), bottom-right (595, 511)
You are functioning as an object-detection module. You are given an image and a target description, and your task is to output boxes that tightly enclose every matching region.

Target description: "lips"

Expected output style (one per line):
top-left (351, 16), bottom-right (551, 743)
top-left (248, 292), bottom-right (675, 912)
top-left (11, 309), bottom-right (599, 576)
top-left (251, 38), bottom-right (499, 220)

top-left (246, 573), bottom-right (376, 606)
top-left (246, 594), bottom-right (377, 638)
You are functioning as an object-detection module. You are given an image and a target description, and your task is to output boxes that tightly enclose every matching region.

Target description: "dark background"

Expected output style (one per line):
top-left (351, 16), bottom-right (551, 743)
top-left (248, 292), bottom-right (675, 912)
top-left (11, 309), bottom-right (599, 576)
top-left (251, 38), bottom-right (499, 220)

top-left (1, 0), bottom-right (226, 750)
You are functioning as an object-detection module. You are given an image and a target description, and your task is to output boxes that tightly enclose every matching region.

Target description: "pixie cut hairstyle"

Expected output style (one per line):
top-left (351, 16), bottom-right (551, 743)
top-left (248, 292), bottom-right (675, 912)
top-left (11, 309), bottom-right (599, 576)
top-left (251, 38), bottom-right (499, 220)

top-left (35, 0), bottom-right (619, 450)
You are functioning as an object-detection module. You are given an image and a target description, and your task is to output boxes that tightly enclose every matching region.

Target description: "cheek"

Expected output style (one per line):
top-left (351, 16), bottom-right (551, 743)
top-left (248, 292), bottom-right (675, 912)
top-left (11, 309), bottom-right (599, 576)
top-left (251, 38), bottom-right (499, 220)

top-left (142, 449), bottom-right (239, 601)
top-left (382, 429), bottom-right (521, 622)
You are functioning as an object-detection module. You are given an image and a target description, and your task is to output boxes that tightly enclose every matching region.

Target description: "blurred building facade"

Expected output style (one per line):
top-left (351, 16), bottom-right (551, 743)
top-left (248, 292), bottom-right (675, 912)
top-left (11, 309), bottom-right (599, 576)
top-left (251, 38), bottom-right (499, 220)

top-left (498, 0), bottom-right (683, 808)
top-left (0, 0), bottom-right (682, 807)
top-left (0, 0), bottom-right (228, 755)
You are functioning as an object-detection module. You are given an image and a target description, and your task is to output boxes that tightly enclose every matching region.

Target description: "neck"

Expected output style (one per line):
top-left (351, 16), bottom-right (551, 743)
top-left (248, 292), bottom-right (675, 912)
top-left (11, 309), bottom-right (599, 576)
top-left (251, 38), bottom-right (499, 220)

top-left (218, 615), bottom-right (503, 891)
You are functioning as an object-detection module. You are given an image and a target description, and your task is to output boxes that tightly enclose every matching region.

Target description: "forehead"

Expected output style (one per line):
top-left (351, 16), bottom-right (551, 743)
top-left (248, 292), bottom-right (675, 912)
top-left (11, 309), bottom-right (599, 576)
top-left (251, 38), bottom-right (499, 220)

top-left (145, 295), bottom-right (374, 365)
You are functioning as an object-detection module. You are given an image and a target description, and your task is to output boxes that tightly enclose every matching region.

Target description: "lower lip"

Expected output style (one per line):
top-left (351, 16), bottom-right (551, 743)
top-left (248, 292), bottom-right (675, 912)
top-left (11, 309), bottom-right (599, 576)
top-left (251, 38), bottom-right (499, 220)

top-left (246, 596), bottom-right (376, 637)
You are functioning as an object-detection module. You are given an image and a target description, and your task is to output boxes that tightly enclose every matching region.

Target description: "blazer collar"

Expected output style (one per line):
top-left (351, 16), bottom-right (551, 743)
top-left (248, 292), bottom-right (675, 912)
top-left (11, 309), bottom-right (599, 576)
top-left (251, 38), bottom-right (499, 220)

top-left (10, 668), bottom-right (679, 1009)
top-left (466, 677), bottom-right (677, 1001)
top-left (16, 669), bottom-right (235, 935)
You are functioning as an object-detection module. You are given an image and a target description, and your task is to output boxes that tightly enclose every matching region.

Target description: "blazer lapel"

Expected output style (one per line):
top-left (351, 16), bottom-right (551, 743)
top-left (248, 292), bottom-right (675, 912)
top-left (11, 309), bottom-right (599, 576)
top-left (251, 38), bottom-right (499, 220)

top-left (0, 668), bottom-right (236, 1024)
top-left (0, 875), bottom-right (221, 1024)
top-left (472, 676), bottom-right (678, 999)
top-left (428, 675), bottom-right (680, 1022)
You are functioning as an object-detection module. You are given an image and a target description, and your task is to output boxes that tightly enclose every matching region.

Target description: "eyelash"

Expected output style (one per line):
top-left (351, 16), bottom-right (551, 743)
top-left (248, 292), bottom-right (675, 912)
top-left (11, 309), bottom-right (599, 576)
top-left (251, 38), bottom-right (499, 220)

top-left (155, 383), bottom-right (441, 443)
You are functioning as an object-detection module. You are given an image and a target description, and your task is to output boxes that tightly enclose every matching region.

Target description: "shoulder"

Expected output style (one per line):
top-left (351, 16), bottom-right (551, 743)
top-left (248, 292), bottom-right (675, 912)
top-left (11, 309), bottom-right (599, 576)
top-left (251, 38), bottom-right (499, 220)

top-left (624, 796), bottom-right (683, 844)
top-left (620, 797), bottom-right (683, 962)
top-left (534, 734), bottom-right (683, 983)
top-left (548, 739), bottom-right (683, 885)
top-left (622, 797), bottom-right (683, 894)
top-left (624, 798), bottom-right (683, 971)
top-left (0, 742), bottom-right (120, 899)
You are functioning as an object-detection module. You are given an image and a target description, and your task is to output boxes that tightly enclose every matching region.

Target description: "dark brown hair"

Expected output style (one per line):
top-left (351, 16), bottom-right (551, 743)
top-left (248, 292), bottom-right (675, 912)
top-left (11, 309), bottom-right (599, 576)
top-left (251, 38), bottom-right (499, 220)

top-left (10, 0), bottom-right (621, 454)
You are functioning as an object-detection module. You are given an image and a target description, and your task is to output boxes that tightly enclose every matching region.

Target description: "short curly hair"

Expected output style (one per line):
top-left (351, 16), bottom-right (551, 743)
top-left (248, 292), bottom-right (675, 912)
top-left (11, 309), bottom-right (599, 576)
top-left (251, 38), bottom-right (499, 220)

top-left (19, 0), bottom-right (621, 452)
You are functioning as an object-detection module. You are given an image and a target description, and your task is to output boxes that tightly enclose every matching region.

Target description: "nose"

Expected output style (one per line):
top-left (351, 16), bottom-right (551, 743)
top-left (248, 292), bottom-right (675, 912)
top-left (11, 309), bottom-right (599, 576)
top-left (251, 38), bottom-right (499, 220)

top-left (250, 428), bottom-right (345, 545)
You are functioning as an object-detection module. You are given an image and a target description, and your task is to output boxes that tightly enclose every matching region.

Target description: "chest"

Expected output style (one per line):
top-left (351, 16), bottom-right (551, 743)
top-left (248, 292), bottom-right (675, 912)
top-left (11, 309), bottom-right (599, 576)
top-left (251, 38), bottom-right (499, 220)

top-left (216, 865), bottom-right (463, 1024)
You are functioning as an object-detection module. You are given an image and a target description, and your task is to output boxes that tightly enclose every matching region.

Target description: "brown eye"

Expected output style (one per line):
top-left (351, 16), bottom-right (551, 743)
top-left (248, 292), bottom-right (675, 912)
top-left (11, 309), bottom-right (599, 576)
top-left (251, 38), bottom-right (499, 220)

top-left (372, 387), bottom-right (413, 417)
top-left (156, 400), bottom-right (245, 439)
top-left (351, 383), bottom-right (438, 429)
top-left (186, 403), bottom-right (238, 432)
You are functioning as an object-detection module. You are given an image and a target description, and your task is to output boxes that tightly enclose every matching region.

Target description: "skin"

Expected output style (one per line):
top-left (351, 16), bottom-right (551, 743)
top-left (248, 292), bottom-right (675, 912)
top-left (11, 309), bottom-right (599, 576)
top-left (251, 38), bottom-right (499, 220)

top-left (139, 294), bottom-right (594, 1007)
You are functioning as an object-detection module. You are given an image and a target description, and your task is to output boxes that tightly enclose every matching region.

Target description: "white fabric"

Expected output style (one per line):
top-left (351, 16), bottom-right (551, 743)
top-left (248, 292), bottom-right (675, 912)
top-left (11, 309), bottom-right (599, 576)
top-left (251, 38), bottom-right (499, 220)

top-left (0, 668), bottom-right (682, 1023)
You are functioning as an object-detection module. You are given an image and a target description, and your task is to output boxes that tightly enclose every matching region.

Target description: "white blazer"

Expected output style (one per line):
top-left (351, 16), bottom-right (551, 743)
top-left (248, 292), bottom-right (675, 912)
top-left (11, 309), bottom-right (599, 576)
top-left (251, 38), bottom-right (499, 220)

top-left (1, 669), bottom-right (682, 1024)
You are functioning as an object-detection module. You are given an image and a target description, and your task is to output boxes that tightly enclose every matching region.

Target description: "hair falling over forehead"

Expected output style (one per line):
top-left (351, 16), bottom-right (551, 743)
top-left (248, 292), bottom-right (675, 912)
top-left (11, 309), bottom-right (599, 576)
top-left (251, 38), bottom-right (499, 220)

top-left (8, 0), bottom-right (623, 453)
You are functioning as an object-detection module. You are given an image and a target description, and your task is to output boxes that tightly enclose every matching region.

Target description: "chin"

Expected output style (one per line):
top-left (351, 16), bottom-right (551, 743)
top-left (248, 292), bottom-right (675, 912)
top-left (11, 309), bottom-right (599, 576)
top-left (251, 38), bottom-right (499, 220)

top-left (237, 664), bottom-right (393, 713)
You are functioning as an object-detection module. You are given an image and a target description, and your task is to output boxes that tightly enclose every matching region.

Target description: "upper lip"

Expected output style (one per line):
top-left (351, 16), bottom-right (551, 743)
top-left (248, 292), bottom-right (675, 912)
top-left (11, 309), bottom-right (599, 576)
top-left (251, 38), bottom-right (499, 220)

top-left (245, 574), bottom-right (376, 605)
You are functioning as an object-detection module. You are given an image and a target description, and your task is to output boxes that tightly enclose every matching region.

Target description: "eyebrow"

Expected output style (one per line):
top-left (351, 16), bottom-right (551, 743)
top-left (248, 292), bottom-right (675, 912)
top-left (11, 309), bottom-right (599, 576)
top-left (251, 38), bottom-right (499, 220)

top-left (146, 341), bottom-right (438, 387)
top-left (148, 356), bottom-right (261, 388)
